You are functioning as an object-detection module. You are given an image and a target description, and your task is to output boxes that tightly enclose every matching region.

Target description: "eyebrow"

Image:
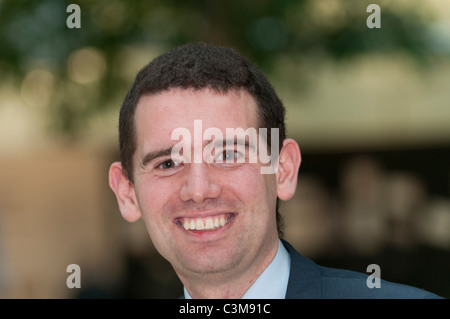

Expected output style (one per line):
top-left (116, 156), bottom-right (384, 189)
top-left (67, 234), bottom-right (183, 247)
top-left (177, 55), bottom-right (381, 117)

top-left (211, 138), bottom-right (254, 150)
top-left (139, 147), bottom-right (176, 168)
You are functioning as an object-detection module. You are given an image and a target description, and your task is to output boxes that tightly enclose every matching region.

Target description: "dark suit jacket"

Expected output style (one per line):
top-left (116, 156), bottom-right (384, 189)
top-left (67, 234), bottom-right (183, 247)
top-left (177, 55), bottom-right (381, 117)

top-left (282, 240), bottom-right (442, 299)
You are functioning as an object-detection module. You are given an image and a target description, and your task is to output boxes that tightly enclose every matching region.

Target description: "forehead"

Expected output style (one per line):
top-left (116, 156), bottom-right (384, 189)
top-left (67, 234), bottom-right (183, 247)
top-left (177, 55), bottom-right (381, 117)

top-left (134, 88), bottom-right (259, 150)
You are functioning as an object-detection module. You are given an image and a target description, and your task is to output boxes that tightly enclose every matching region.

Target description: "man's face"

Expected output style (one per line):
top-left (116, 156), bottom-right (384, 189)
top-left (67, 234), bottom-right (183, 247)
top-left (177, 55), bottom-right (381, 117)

top-left (129, 88), bottom-right (280, 279)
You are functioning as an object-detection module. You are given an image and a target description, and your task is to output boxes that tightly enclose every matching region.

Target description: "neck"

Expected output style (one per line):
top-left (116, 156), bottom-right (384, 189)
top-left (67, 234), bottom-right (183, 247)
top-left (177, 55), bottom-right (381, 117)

top-left (178, 238), bottom-right (279, 299)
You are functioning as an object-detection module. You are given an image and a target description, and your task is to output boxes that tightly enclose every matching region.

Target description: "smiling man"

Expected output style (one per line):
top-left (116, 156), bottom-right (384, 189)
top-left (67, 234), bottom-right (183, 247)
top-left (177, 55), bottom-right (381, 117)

top-left (109, 43), bottom-right (442, 299)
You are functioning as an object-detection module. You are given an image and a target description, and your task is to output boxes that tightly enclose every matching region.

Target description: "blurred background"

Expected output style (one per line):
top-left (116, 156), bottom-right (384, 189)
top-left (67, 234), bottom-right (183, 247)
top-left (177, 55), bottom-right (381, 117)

top-left (0, 0), bottom-right (449, 298)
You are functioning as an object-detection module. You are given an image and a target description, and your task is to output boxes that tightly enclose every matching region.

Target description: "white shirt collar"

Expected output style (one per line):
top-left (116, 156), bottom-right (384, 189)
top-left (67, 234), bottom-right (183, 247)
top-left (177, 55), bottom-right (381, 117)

top-left (184, 239), bottom-right (291, 299)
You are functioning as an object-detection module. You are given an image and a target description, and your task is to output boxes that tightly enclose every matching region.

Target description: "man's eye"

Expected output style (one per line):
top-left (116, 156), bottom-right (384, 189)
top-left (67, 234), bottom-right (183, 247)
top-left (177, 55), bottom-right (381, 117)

top-left (158, 159), bottom-right (181, 169)
top-left (216, 150), bottom-right (239, 162)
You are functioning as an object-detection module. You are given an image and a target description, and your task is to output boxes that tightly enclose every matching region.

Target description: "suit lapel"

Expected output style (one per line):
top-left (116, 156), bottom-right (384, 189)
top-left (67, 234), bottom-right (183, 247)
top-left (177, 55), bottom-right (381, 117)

top-left (282, 240), bottom-right (322, 299)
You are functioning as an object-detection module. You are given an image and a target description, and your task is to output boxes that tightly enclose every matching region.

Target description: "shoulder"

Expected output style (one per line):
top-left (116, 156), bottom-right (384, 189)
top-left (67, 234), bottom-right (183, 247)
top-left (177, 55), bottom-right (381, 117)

top-left (317, 265), bottom-right (442, 299)
top-left (282, 240), bottom-right (443, 299)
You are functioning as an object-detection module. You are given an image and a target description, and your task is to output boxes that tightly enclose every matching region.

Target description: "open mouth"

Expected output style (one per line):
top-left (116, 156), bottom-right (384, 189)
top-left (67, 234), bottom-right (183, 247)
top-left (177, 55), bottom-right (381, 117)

top-left (175, 213), bottom-right (235, 231)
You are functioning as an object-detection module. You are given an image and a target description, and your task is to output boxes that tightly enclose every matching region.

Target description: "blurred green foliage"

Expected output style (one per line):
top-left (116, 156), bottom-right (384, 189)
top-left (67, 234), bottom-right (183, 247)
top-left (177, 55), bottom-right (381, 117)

top-left (0, 0), bottom-right (437, 136)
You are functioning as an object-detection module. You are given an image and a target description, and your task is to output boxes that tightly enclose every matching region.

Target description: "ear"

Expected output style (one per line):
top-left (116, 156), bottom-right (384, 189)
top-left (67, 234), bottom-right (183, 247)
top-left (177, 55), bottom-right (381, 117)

top-left (276, 139), bottom-right (301, 201)
top-left (108, 162), bottom-right (142, 222)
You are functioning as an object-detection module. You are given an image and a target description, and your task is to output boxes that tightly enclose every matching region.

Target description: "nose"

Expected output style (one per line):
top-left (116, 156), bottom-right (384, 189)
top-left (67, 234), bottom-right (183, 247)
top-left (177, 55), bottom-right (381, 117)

top-left (179, 163), bottom-right (222, 203)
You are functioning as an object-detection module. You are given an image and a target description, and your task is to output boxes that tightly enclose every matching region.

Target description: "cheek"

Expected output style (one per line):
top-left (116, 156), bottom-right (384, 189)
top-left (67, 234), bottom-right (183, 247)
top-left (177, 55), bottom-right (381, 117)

top-left (134, 179), bottom-right (179, 254)
top-left (136, 178), bottom-right (176, 220)
top-left (227, 168), bottom-right (277, 209)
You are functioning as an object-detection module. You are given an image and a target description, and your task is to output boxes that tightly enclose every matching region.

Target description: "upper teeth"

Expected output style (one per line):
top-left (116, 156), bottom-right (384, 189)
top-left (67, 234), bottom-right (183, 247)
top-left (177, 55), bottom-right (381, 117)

top-left (181, 215), bottom-right (230, 231)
